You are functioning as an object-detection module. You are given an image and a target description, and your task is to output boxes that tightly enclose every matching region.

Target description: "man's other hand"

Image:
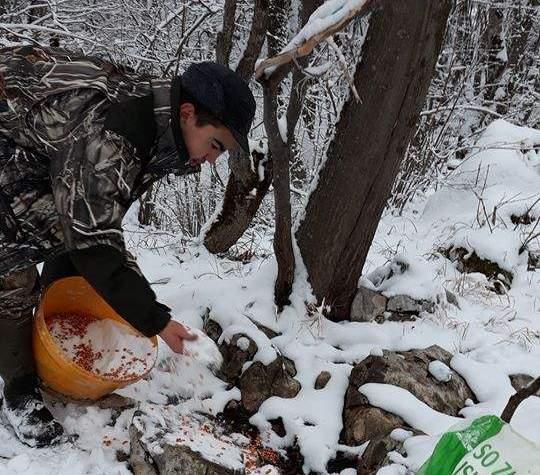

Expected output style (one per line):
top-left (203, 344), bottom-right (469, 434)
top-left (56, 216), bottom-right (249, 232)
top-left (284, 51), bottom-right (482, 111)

top-left (159, 320), bottom-right (198, 354)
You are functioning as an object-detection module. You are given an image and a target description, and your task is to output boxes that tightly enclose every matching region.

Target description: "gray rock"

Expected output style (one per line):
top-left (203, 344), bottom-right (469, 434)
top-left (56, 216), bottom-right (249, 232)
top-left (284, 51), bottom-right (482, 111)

top-left (386, 294), bottom-right (435, 314)
top-left (343, 345), bottom-right (474, 445)
top-left (240, 357), bottom-right (301, 413)
top-left (350, 286), bottom-right (387, 322)
top-left (358, 429), bottom-right (420, 474)
top-left (509, 374), bottom-right (537, 392)
top-left (220, 333), bottom-right (258, 383)
top-left (203, 316), bottom-right (299, 414)
top-left (129, 409), bottom-right (245, 475)
top-left (96, 393), bottom-right (136, 411)
top-left (442, 246), bottom-right (514, 294)
top-left (130, 421), bottom-right (158, 475)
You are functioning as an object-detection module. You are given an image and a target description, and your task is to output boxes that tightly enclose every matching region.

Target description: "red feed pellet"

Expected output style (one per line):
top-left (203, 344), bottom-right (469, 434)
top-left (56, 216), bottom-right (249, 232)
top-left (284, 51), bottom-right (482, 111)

top-left (46, 313), bottom-right (155, 380)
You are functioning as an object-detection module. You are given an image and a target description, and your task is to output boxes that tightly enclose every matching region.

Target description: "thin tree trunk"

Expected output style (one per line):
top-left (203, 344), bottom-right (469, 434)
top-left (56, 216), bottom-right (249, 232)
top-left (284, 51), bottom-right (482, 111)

top-left (202, 0), bottom-right (270, 253)
top-left (215, 0), bottom-right (237, 66)
top-left (296, 0), bottom-right (453, 320)
top-left (203, 150), bottom-right (272, 253)
top-left (264, 0), bottom-right (294, 308)
top-left (264, 80), bottom-right (295, 308)
top-left (286, 0), bottom-right (324, 186)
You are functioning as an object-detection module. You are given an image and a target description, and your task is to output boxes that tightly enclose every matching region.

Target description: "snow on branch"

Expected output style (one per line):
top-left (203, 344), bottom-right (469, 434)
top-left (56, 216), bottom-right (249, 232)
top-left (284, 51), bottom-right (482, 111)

top-left (255, 0), bottom-right (376, 79)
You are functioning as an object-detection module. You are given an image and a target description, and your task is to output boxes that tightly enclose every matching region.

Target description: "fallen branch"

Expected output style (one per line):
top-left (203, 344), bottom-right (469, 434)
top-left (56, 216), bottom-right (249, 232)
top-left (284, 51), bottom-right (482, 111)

top-left (255, 0), bottom-right (377, 79)
top-left (500, 376), bottom-right (540, 423)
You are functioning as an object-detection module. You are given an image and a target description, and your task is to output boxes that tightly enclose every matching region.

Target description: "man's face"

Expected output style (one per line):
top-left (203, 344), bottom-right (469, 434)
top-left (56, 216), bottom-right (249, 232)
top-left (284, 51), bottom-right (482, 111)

top-left (179, 103), bottom-right (237, 166)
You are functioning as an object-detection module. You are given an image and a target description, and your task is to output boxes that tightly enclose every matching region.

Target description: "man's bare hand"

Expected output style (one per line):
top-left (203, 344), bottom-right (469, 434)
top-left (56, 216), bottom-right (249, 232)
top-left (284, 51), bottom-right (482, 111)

top-left (159, 320), bottom-right (198, 354)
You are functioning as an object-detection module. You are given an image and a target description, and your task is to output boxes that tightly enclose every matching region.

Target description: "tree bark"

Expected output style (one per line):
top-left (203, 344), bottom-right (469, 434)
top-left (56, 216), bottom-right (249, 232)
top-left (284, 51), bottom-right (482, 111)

top-left (236, 0), bottom-right (270, 82)
top-left (264, 80), bottom-right (295, 308)
top-left (296, 0), bottom-right (452, 320)
top-left (215, 0), bottom-right (237, 66)
top-left (264, 0), bottom-right (295, 308)
top-left (501, 376), bottom-right (540, 423)
top-left (202, 0), bottom-right (270, 253)
top-left (203, 150), bottom-right (272, 253)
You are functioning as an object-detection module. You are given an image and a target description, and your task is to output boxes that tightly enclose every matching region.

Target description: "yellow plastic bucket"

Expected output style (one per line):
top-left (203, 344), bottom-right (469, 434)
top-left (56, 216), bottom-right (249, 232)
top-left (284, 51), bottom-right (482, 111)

top-left (33, 276), bottom-right (158, 400)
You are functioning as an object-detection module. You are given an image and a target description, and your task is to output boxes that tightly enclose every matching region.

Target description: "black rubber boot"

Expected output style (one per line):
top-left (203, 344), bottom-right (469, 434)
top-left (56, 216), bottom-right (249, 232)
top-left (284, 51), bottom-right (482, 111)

top-left (2, 373), bottom-right (64, 448)
top-left (0, 268), bottom-right (64, 448)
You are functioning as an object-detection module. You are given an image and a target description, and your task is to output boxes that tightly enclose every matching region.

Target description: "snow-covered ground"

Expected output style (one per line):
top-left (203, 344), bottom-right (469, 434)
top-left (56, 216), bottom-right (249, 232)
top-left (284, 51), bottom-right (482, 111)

top-left (1, 120), bottom-right (540, 474)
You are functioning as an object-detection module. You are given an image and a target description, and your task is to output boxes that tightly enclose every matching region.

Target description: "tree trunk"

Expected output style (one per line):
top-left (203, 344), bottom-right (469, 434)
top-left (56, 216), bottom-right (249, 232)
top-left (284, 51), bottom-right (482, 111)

top-left (264, 0), bottom-right (295, 308)
top-left (264, 80), bottom-right (295, 308)
top-left (203, 150), bottom-right (272, 253)
top-left (202, 0), bottom-right (270, 253)
top-left (296, 0), bottom-right (452, 320)
top-left (215, 0), bottom-right (237, 66)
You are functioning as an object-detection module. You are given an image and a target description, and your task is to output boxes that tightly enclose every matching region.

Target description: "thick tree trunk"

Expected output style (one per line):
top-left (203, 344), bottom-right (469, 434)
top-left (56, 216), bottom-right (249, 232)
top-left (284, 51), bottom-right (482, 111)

top-left (296, 0), bottom-right (452, 320)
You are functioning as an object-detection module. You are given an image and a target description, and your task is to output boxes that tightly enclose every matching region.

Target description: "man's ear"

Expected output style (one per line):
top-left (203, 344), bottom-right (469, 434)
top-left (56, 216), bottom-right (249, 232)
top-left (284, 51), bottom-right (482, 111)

top-left (179, 102), bottom-right (196, 123)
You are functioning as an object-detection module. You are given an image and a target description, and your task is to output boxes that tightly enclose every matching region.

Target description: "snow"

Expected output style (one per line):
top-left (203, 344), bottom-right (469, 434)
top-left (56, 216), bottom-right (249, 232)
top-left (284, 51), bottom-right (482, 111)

top-left (390, 428), bottom-right (414, 443)
top-left (277, 113), bottom-right (288, 143)
top-left (510, 396), bottom-right (540, 443)
top-left (236, 336), bottom-right (251, 351)
top-left (428, 360), bottom-right (453, 383)
top-left (451, 354), bottom-right (516, 417)
top-left (2, 120), bottom-right (540, 473)
top-left (367, 254), bottom-right (446, 302)
top-left (359, 383), bottom-right (461, 435)
top-left (48, 316), bottom-right (155, 378)
top-left (256, 0), bottom-right (370, 77)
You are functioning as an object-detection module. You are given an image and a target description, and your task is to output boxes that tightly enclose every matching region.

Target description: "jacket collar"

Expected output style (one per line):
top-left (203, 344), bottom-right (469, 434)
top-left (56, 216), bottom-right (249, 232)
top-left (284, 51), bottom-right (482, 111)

top-left (147, 78), bottom-right (200, 177)
top-left (131, 79), bottom-right (200, 200)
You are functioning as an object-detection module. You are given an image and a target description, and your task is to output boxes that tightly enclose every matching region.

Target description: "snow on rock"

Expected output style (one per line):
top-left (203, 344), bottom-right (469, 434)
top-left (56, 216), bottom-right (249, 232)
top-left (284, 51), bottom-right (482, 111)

top-left (3, 120), bottom-right (540, 474)
top-left (390, 428), bottom-right (414, 442)
top-left (130, 404), bottom-right (285, 474)
top-left (451, 354), bottom-right (515, 418)
top-left (428, 360), bottom-right (453, 383)
top-left (236, 336), bottom-right (252, 351)
top-left (510, 396), bottom-right (540, 444)
top-left (130, 404), bottom-right (245, 473)
top-left (358, 383), bottom-right (461, 436)
top-left (250, 356), bottom-right (352, 474)
top-left (422, 120), bottom-right (540, 276)
top-left (367, 254), bottom-right (446, 304)
top-left (376, 464), bottom-right (408, 475)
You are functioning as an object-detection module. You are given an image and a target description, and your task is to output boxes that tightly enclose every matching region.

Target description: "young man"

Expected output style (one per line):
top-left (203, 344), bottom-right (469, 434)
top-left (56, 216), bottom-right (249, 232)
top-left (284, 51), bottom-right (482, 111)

top-left (0, 45), bottom-right (256, 447)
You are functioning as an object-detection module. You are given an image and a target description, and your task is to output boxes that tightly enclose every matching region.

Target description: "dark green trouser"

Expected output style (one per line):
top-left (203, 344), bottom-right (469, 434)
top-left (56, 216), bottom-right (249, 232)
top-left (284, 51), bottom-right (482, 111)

top-left (0, 265), bottom-right (40, 391)
top-left (0, 256), bottom-right (76, 394)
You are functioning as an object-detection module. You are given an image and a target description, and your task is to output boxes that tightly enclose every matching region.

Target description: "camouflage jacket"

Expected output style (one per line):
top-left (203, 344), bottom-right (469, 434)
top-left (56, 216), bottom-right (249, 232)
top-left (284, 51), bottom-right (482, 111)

top-left (0, 45), bottom-right (203, 335)
top-left (0, 44), bottom-right (199, 276)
